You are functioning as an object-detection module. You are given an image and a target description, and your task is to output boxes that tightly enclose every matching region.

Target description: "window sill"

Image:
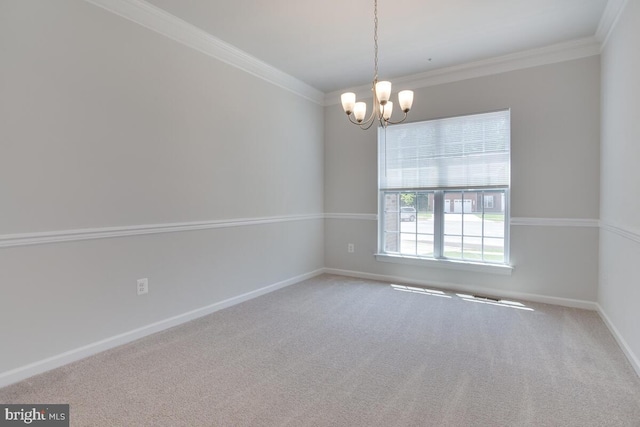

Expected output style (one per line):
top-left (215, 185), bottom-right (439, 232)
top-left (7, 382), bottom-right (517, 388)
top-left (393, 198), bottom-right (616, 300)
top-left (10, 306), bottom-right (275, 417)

top-left (375, 253), bottom-right (513, 275)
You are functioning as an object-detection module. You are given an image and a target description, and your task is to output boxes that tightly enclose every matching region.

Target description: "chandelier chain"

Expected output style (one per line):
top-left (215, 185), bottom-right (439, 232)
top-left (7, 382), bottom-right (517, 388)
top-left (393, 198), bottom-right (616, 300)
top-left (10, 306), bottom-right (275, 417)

top-left (373, 0), bottom-right (378, 82)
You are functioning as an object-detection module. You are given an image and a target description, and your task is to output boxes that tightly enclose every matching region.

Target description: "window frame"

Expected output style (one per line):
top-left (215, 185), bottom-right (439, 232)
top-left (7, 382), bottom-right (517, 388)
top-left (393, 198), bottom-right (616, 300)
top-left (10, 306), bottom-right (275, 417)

top-left (376, 111), bottom-right (513, 274)
top-left (377, 189), bottom-right (511, 271)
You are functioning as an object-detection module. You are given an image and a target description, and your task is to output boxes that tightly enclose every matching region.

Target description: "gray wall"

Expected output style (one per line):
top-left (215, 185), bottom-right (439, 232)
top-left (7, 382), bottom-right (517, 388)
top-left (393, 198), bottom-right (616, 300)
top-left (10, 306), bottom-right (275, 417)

top-left (599, 0), bottom-right (640, 371)
top-left (325, 56), bottom-right (601, 302)
top-left (0, 0), bottom-right (324, 375)
top-left (3, 0), bottom-right (635, 385)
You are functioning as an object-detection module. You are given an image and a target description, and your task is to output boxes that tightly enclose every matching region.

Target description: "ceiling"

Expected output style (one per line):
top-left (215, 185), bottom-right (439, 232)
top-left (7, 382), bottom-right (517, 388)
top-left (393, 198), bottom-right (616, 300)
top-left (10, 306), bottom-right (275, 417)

top-left (144, 0), bottom-right (609, 93)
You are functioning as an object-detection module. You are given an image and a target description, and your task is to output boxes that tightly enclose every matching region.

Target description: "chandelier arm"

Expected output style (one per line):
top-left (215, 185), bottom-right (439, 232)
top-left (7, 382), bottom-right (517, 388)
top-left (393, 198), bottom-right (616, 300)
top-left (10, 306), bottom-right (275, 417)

top-left (364, 106), bottom-right (377, 124)
top-left (383, 112), bottom-right (409, 126)
top-left (347, 110), bottom-right (376, 127)
top-left (359, 118), bottom-right (378, 131)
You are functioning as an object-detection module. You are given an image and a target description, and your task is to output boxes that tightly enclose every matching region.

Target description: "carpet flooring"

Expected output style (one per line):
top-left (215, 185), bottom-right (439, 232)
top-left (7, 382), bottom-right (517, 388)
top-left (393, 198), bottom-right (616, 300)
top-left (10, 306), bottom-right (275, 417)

top-left (1, 274), bottom-right (639, 426)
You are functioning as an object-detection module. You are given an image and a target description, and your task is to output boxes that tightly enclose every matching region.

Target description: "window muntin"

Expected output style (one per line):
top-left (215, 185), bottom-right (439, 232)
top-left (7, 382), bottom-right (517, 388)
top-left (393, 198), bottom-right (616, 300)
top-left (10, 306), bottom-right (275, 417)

top-left (382, 189), bottom-right (507, 264)
top-left (442, 190), bottom-right (506, 263)
top-left (383, 192), bottom-right (435, 257)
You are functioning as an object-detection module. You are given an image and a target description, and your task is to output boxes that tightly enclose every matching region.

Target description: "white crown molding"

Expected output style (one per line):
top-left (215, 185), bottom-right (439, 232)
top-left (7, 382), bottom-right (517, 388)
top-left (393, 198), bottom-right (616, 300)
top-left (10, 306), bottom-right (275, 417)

top-left (82, 0), bottom-right (324, 105)
top-left (80, 0), bottom-right (608, 108)
top-left (600, 221), bottom-right (640, 244)
top-left (0, 214), bottom-right (324, 249)
top-left (325, 37), bottom-right (601, 106)
top-left (510, 217), bottom-right (600, 228)
top-left (596, 0), bottom-right (630, 48)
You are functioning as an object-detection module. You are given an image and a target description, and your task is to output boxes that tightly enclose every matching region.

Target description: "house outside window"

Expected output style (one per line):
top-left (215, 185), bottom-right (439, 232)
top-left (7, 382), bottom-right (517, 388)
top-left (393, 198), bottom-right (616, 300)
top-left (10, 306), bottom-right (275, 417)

top-left (378, 110), bottom-right (511, 266)
top-left (484, 195), bottom-right (495, 209)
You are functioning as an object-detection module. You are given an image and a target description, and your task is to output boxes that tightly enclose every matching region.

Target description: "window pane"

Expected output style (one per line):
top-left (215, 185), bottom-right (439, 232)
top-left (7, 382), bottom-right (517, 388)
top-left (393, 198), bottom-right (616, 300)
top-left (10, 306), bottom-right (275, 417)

top-left (462, 193), bottom-right (481, 238)
top-left (384, 193), bottom-right (399, 231)
top-left (482, 191), bottom-right (504, 241)
top-left (443, 235), bottom-right (462, 259)
top-left (483, 213), bottom-right (504, 239)
top-left (444, 212), bottom-right (463, 236)
top-left (384, 231), bottom-right (399, 253)
top-left (400, 233), bottom-right (417, 255)
top-left (416, 192), bottom-right (434, 256)
top-left (463, 236), bottom-right (483, 261)
top-left (444, 191), bottom-right (463, 248)
top-left (483, 237), bottom-right (504, 263)
top-left (483, 191), bottom-right (503, 212)
top-left (384, 193), bottom-right (400, 255)
top-left (444, 204), bottom-right (463, 261)
top-left (400, 192), bottom-right (417, 228)
top-left (417, 234), bottom-right (434, 257)
top-left (399, 192), bottom-right (417, 256)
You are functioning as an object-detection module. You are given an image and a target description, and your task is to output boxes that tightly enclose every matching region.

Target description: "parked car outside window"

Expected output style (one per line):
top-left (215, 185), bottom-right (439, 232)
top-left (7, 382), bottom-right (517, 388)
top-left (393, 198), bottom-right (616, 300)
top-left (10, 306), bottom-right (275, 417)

top-left (400, 207), bottom-right (416, 221)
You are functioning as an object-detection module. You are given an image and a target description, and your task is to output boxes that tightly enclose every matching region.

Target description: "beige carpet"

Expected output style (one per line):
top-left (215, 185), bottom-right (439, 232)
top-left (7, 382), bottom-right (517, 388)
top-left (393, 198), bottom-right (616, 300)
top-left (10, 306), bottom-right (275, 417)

top-left (1, 274), bottom-right (639, 426)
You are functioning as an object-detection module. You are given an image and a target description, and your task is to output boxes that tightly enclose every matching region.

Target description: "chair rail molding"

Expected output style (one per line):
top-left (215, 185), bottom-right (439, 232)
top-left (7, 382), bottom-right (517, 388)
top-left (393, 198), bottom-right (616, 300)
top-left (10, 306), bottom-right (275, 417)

top-left (600, 221), bottom-right (640, 244)
top-left (510, 217), bottom-right (600, 227)
top-left (0, 214), bottom-right (324, 248)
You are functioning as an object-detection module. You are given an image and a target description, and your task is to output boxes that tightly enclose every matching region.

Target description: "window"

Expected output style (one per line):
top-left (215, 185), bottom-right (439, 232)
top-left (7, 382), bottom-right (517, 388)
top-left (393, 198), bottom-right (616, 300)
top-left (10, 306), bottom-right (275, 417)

top-left (484, 195), bottom-right (494, 209)
top-left (378, 110), bottom-right (510, 266)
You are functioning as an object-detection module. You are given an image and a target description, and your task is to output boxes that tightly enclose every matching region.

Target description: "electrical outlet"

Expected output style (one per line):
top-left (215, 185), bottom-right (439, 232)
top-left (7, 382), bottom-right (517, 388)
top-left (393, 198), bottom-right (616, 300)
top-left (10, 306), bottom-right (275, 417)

top-left (348, 243), bottom-right (355, 253)
top-left (137, 278), bottom-right (148, 295)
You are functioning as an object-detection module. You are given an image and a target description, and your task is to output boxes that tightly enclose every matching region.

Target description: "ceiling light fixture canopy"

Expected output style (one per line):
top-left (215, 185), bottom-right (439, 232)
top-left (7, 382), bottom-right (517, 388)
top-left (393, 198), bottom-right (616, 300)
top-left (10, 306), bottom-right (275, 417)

top-left (340, 0), bottom-right (414, 130)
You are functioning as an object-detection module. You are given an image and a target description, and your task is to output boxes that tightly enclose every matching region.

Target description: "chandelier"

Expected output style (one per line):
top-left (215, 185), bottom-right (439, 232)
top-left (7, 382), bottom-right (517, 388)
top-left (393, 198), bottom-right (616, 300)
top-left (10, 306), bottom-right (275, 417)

top-left (340, 0), bottom-right (414, 129)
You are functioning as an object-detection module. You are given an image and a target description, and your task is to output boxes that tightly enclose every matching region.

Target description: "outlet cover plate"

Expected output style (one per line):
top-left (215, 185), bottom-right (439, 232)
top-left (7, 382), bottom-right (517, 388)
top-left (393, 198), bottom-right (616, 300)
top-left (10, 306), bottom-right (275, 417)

top-left (137, 278), bottom-right (148, 295)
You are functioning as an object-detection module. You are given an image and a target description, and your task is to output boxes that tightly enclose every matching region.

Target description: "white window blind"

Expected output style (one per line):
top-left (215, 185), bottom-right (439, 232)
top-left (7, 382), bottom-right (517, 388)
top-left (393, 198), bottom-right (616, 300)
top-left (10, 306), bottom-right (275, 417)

top-left (379, 110), bottom-right (510, 190)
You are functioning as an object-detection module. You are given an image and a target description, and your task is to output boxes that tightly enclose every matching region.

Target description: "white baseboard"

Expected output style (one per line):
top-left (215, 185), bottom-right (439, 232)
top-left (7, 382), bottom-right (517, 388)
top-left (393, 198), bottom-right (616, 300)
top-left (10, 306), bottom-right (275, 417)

top-left (327, 268), bottom-right (640, 378)
top-left (0, 269), bottom-right (324, 389)
top-left (596, 304), bottom-right (640, 378)
top-left (323, 268), bottom-right (598, 311)
top-left (6, 268), bottom-right (627, 389)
